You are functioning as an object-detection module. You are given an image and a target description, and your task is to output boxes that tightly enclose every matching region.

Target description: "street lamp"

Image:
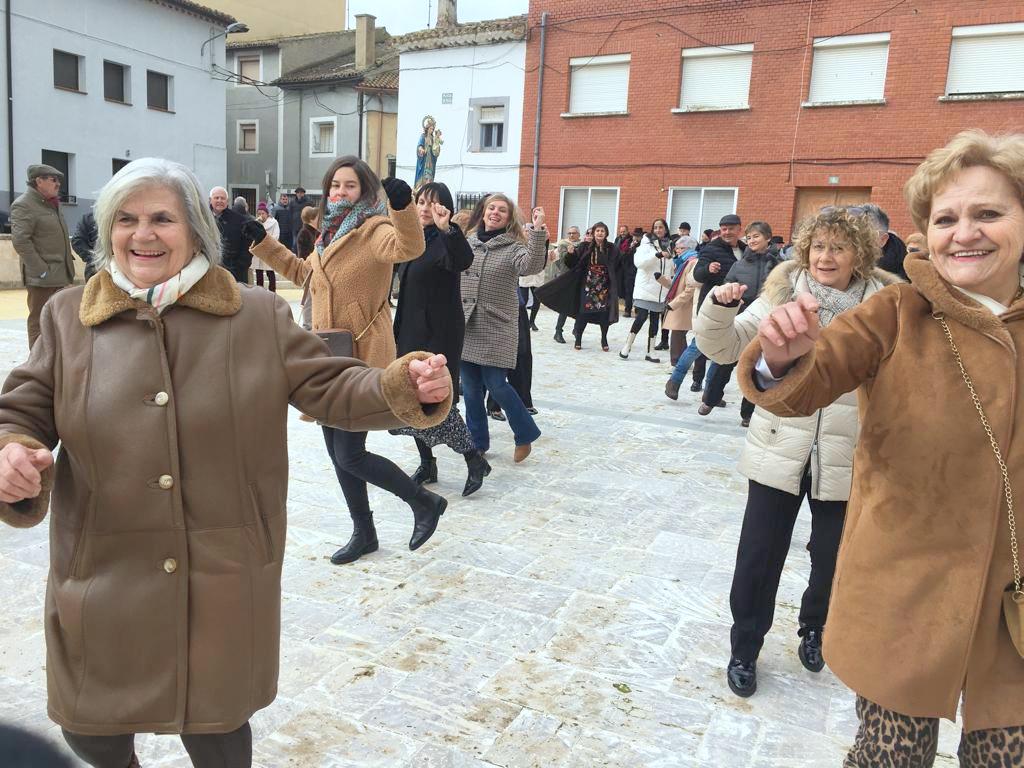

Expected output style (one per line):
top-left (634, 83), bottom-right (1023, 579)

top-left (200, 22), bottom-right (249, 58)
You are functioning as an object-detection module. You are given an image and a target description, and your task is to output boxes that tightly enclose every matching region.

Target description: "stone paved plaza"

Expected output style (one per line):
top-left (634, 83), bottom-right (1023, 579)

top-left (0, 302), bottom-right (963, 766)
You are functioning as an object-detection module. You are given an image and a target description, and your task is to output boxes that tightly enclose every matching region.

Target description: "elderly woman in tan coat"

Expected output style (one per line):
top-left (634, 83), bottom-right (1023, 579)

top-left (248, 156), bottom-right (447, 567)
top-left (0, 158), bottom-right (451, 768)
top-left (741, 130), bottom-right (1024, 764)
top-left (694, 208), bottom-right (900, 699)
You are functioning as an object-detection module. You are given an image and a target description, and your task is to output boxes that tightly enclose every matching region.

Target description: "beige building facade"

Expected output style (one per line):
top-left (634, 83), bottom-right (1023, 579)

top-left (203, 0), bottom-right (347, 40)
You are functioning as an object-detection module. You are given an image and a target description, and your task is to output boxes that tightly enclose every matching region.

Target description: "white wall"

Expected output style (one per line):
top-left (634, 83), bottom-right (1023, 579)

top-left (6, 0), bottom-right (228, 226)
top-left (396, 41), bottom-right (525, 203)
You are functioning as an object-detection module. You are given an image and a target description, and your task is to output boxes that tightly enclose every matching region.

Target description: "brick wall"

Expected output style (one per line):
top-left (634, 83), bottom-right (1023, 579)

top-left (518, 0), bottom-right (1024, 238)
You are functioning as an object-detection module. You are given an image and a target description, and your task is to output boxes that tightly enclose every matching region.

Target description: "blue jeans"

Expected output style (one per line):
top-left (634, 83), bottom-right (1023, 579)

top-left (461, 361), bottom-right (541, 452)
top-left (670, 339), bottom-right (704, 384)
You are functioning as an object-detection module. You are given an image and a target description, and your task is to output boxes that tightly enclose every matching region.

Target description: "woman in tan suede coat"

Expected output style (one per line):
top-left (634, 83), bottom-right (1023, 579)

top-left (0, 158), bottom-right (451, 767)
top-left (740, 131), bottom-right (1024, 765)
top-left (247, 157), bottom-right (448, 568)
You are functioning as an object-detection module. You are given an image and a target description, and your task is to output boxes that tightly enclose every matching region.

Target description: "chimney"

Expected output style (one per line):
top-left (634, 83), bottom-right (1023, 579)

top-left (436, 0), bottom-right (457, 27)
top-left (355, 14), bottom-right (375, 70)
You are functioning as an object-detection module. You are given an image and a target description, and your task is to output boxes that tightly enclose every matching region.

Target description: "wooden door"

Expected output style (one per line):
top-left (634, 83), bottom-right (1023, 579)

top-left (792, 187), bottom-right (872, 231)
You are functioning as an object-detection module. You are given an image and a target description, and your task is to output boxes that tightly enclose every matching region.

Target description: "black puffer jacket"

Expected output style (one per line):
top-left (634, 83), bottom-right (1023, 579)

top-left (692, 236), bottom-right (745, 310)
top-left (725, 247), bottom-right (783, 304)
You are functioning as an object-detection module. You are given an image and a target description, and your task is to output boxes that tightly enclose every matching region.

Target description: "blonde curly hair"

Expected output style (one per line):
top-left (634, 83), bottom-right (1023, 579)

top-left (790, 207), bottom-right (881, 281)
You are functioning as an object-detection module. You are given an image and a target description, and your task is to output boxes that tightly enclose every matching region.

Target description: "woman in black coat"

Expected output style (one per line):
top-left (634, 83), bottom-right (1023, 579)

top-left (536, 221), bottom-right (620, 351)
top-left (392, 183), bottom-right (490, 496)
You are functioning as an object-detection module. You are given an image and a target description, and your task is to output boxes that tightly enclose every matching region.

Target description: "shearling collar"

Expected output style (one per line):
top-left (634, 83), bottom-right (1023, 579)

top-left (761, 260), bottom-right (902, 307)
top-left (79, 265), bottom-right (242, 326)
top-left (904, 250), bottom-right (1024, 335)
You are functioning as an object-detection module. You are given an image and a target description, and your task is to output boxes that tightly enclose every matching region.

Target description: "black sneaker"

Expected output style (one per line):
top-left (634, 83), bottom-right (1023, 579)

top-left (727, 657), bottom-right (757, 697)
top-left (690, 382), bottom-right (703, 392)
top-left (798, 629), bottom-right (825, 673)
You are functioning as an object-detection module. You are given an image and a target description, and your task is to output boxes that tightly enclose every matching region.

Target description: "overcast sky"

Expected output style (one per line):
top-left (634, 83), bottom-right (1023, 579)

top-left (347, 0), bottom-right (528, 35)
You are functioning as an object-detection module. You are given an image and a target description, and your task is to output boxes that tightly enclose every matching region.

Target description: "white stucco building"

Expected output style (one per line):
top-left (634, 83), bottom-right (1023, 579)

top-left (0, 0), bottom-right (236, 228)
top-left (394, 12), bottom-right (527, 209)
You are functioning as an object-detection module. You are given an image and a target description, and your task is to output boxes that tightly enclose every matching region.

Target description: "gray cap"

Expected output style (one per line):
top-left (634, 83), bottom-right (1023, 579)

top-left (27, 164), bottom-right (64, 182)
top-left (719, 213), bottom-right (741, 226)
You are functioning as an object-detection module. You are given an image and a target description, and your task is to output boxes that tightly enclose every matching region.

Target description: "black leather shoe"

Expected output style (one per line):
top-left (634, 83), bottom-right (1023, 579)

top-left (488, 409), bottom-right (506, 422)
top-left (654, 342), bottom-right (669, 351)
top-left (690, 382), bottom-right (702, 392)
top-left (530, 322), bottom-right (539, 332)
top-left (408, 487), bottom-right (447, 550)
top-left (727, 657), bottom-right (757, 697)
top-left (410, 458), bottom-right (437, 485)
top-left (554, 330), bottom-right (566, 344)
top-left (462, 451), bottom-right (491, 497)
top-left (798, 629), bottom-right (825, 673)
top-left (330, 514), bottom-right (379, 564)
top-left (527, 407), bottom-right (539, 415)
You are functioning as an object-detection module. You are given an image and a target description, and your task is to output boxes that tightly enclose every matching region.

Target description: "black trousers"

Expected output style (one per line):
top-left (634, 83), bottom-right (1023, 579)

top-left (322, 426), bottom-right (418, 520)
top-left (702, 361), bottom-right (755, 419)
top-left (692, 353), bottom-right (707, 387)
top-left (629, 307), bottom-right (661, 337)
top-left (63, 722), bottom-right (252, 768)
top-left (572, 317), bottom-right (609, 346)
top-left (621, 268), bottom-right (636, 312)
top-left (730, 475), bottom-right (847, 662)
top-left (519, 286), bottom-right (541, 326)
top-left (489, 306), bottom-right (533, 411)
top-left (555, 313), bottom-right (568, 332)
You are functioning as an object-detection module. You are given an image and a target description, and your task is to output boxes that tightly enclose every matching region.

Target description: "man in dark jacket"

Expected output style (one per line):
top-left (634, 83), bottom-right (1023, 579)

top-left (273, 192), bottom-right (294, 251)
top-left (860, 204), bottom-right (908, 280)
top-left (692, 214), bottom-right (746, 311)
top-left (71, 211), bottom-right (98, 280)
top-left (288, 187), bottom-right (315, 240)
top-left (209, 186), bottom-right (251, 283)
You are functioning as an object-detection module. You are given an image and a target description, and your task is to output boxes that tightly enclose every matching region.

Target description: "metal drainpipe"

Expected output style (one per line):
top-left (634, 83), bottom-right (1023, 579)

top-left (357, 91), bottom-right (365, 161)
top-left (529, 11), bottom-right (549, 210)
top-left (5, 0), bottom-right (14, 207)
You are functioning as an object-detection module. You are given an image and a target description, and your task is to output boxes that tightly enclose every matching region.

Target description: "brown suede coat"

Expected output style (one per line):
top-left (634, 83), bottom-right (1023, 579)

top-left (0, 266), bottom-right (449, 736)
top-left (739, 251), bottom-right (1024, 731)
top-left (250, 203), bottom-right (425, 369)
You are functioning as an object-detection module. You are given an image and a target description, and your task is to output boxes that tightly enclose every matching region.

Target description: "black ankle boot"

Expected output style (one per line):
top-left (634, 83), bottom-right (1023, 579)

top-left (554, 330), bottom-right (566, 344)
top-left (410, 458), bottom-right (438, 485)
top-left (330, 513), bottom-right (379, 565)
top-left (408, 487), bottom-right (447, 551)
top-left (727, 657), bottom-right (757, 697)
top-left (462, 451), bottom-right (491, 497)
top-left (798, 628), bottom-right (825, 672)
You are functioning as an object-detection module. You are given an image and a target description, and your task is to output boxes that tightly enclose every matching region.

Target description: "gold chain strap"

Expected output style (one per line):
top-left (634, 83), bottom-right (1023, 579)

top-left (934, 313), bottom-right (1022, 596)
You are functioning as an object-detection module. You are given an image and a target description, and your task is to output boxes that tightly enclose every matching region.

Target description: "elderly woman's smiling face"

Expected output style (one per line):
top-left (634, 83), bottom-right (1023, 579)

top-left (112, 185), bottom-right (194, 289)
top-left (928, 165), bottom-right (1024, 304)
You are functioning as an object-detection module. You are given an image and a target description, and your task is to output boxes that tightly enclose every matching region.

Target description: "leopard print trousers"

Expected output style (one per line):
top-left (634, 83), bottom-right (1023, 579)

top-left (844, 696), bottom-right (1024, 767)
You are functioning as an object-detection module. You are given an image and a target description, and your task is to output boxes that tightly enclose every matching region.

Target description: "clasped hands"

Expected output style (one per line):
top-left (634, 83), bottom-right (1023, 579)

top-left (409, 354), bottom-right (451, 404)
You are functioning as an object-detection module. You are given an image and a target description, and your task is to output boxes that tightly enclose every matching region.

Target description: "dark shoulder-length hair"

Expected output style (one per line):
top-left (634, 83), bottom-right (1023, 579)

top-left (318, 155), bottom-right (381, 221)
top-left (589, 221), bottom-right (611, 252)
top-left (414, 181), bottom-right (455, 213)
top-left (649, 218), bottom-right (670, 238)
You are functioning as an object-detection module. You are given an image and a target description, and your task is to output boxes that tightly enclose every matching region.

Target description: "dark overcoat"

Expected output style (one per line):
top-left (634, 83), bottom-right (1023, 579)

top-left (535, 240), bottom-right (621, 324)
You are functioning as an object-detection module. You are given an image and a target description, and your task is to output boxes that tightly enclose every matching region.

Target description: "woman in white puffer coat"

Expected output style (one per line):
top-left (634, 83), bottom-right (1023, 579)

top-left (619, 218), bottom-right (671, 362)
top-left (693, 207), bottom-right (902, 699)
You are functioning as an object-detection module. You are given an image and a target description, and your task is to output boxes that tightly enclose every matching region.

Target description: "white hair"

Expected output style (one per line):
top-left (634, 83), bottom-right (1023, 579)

top-left (93, 158), bottom-right (223, 271)
top-left (209, 186), bottom-right (227, 198)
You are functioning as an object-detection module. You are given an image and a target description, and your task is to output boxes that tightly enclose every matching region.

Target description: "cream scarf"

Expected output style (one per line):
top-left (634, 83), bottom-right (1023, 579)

top-left (109, 255), bottom-right (211, 314)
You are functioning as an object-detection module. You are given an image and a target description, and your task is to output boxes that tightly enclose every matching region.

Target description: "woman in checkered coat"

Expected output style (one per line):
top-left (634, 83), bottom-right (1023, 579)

top-left (461, 194), bottom-right (548, 463)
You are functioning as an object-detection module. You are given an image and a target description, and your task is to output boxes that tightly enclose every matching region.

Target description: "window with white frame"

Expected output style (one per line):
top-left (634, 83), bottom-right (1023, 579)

top-left (237, 120), bottom-right (258, 153)
top-left (946, 23), bottom-right (1024, 96)
top-left (666, 187), bottom-right (738, 236)
top-left (310, 117), bottom-right (336, 157)
top-left (566, 54), bottom-right (630, 115)
top-left (677, 44), bottom-right (753, 111)
top-left (236, 53), bottom-right (261, 84)
top-left (469, 97), bottom-right (509, 152)
top-left (559, 187), bottom-right (619, 238)
top-left (806, 33), bottom-right (890, 104)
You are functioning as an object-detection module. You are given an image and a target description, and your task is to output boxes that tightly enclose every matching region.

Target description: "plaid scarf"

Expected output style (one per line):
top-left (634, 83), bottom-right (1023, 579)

top-left (108, 254), bottom-right (211, 314)
top-left (316, 198), bottom-right (387, 255)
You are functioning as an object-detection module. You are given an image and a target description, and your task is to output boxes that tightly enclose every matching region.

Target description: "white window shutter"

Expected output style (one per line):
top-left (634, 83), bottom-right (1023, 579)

top-left (587, 190), bottom-right (619, 234)
top-left (947, 27), bottom-right (1024, 94)
top-left (561, 189), bottom-right (589, 238)
top-left (808, 35), bottom-right (890, 103)
top-left (700, 190), bottom-right (737, 234)
top-left (680, 47), bottom-right (753, 109)
top-left (668, 189), bottom-right (702, 233)
top-left (569, 57), bottom-right (630, 113)
top-left (478, 106), bottom-right (505, 124)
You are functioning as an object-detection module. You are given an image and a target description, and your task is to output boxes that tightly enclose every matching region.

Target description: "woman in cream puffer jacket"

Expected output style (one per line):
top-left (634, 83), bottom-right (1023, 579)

top-left (692, 207), bottom-right (902, 699)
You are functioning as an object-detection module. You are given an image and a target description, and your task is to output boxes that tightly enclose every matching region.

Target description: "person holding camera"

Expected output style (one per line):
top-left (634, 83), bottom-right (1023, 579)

top-left (619, 218), bottom-right (671, 362)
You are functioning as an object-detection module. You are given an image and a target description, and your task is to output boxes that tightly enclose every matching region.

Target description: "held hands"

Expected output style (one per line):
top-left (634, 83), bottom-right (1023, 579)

top-left (712, 283), bottom-right (747, 305)
top-left (532, 207), bottom-right (547, 231)
top-left (757, 293), bottom-right (821, 377)
top-left (382, 177), bottom-right (413, 211)
top-left (708, 261), bottom-right (722, 274)
top-left (0, 443), bottom-right (54, 504)
top-left (408, 355), bottom-right (451, 404)
top-left (430, 202), bottom-right (451, 230)
top-left (243, 219), bottom-right (267, 246)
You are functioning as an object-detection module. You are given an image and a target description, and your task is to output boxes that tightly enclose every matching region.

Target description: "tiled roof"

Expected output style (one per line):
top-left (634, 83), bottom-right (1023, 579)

top-left (393, 15), bottom-right (527, 52)
top-left (273, 45), bottom-right (398, 86)
top-left (227, 30), bottom-right (342, 51)
top-left (356, 70), bottom-right (399, 91)
top-left (150, 0), bottom-right (236, 26)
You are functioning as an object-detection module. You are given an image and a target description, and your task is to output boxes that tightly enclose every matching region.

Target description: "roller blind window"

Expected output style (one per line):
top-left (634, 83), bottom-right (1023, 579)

top-left (568, 54), bottom-right (630, 114)
top-left (560, 188), bottom-right (620, 238)
top-left (807, 33), bottom-right (890, 104)
top-left (667, 188), bottom-right (738, 235)
top-left (946, 23), bottom-right (1024, 95)
top-left (679, 45), bottom-right (753, 110)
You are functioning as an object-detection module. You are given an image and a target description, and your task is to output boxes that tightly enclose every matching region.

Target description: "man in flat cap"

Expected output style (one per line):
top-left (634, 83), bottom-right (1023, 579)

top-left (10, 164), bottom-right (75, 349)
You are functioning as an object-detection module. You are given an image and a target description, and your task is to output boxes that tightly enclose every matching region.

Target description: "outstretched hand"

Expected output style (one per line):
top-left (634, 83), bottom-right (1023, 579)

top-left (0, 443), bottom-right (53, 503)
top-left (408, 355), bottom-right (451, 404)
top-left (712, 283), bottom-right (747, 305)
top-left (757, 293), bottom-right (820, 377)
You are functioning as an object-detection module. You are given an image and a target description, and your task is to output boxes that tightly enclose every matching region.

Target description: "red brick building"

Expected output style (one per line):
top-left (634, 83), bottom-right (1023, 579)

top-left (518, 0), bottom-right (1024, 240)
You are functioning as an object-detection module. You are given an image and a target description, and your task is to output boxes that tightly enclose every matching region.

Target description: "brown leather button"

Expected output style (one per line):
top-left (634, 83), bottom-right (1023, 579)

top-left (158, 474), bottom-right (174, 490)
top-left (154, 392), bottom-right (169, 406)
top-left (163, 558), bottom-right (177, 574)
